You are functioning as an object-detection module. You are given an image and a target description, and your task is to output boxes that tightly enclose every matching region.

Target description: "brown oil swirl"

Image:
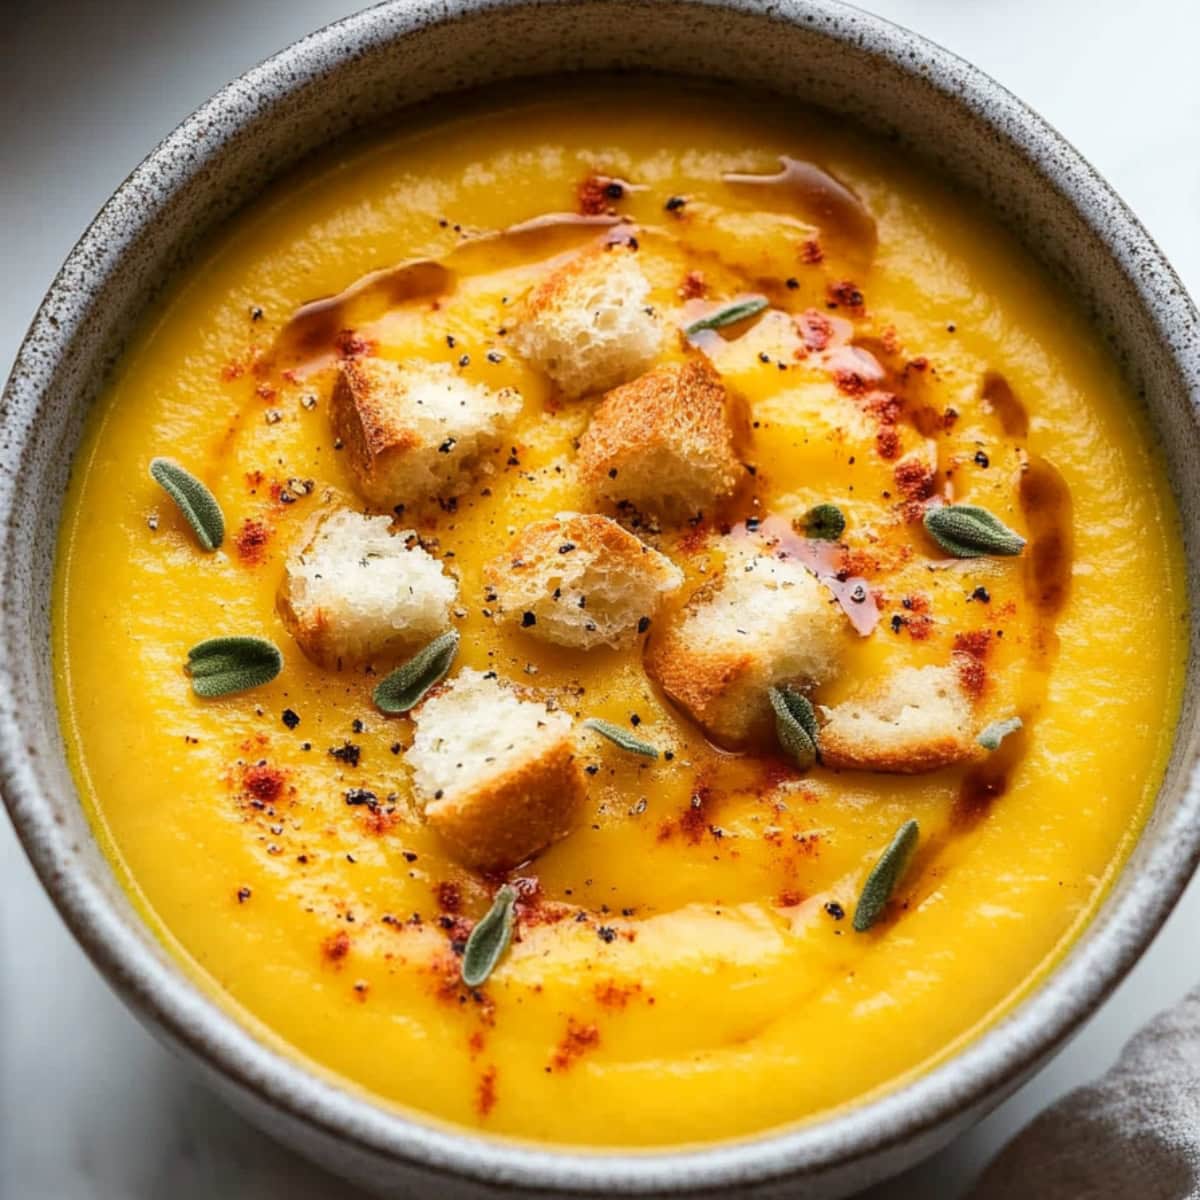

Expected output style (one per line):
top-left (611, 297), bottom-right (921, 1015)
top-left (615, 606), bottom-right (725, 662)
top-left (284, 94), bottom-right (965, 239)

top-left (956, 376), bottom-right (1073, 827)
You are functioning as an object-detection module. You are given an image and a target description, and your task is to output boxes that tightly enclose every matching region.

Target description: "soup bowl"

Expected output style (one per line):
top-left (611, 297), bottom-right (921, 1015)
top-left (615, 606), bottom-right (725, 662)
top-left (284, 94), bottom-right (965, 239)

top-left (2, 1), bottom-right (1199, 1196)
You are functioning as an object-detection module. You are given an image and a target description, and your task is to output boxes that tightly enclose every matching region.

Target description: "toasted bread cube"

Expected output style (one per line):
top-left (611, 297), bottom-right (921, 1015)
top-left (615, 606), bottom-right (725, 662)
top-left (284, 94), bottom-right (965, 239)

top-left (819, 663), bottom-right (981, 774)
top-left (406, 670), bottom-right (586, 869)
top-left (331, 357), bottom-right (520, 507)
top-left (483, 513), bottom-right (683, 650)
top-left (644, 550), bottom-right (845, 747)
top-left (577, 360), bottom-right (743, 519)
top-left (511, 244), bottom-right (661, 397)
top-left (277, 509), bottom-right (456, 670)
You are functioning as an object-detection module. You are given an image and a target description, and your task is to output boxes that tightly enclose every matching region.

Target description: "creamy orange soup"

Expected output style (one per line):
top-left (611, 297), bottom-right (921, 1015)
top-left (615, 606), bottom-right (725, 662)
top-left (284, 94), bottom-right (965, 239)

top-left (54, 80), bottom-right (1186, 1147)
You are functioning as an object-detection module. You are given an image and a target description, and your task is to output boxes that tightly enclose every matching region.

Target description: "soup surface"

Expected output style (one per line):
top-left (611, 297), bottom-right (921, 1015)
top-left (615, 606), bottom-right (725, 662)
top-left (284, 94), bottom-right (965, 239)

top-left (55, 80), bottom-right (1186, 1147)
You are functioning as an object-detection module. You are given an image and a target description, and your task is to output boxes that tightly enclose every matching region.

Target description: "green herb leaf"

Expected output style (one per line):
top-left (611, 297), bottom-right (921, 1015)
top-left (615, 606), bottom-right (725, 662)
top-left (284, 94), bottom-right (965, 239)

top-left (768, 686), bottom-right (820, 770)
top-left (923, 504), bottom-right (1025, 558)
top-left (801, 503), bottom-right (846, 541)
top-left (150, 458), bottom-right (225, 551)
top-left (461, 884), bottom-right (517, 988)
top-left (684, 295), bottom-right (769, 336)
top-left (583, 718), bottom-right (659, 758)
top-left (977, 715), bottom-right (1023, 751)
top-left (373, 630), bottom-right (459, 714)
top-left (853, 819), bottom-right (919, 933)
top-left (186, 636), bottom-right (282, 698)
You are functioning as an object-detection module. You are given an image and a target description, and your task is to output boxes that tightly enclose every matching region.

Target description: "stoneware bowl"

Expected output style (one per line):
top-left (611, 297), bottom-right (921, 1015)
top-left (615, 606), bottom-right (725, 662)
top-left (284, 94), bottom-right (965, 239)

top-left (3, 1), bottom-right (1199, 1196)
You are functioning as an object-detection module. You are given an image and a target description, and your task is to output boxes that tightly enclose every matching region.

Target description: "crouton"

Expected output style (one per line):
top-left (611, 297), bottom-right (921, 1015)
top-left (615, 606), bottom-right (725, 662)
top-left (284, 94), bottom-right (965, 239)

top-left (331, 356), bottom-right (521, 507)
top-left (577, 360), bottom-right (743, 519)
top-left (406, 669), bottom-right (586, 869)
top-left (277, 508), bottom-right (457, 670)
top-left (511, 243), bottom-right (661, 397)
top-left (819, 662), bottom-right (981, 773)
top-left (644, 549), bottom-right (846, 747)
top-left (483, 513), bottom-right (683, 649)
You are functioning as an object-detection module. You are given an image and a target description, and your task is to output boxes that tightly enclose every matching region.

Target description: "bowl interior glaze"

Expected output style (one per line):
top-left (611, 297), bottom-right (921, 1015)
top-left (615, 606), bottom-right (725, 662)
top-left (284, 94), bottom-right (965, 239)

top-left (2, 2), bottom-right (1199, 1197)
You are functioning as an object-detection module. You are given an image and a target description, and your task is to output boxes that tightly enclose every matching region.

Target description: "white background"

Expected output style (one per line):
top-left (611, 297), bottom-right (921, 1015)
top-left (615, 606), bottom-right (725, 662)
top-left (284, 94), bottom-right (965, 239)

top-left (2, 1), bottom-right (1198, 1196)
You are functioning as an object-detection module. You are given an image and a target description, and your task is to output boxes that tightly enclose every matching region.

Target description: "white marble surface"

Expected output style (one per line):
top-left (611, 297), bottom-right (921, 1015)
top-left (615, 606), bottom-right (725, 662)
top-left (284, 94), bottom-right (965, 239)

top-left (2, 1), bottom-right (1199, 1196)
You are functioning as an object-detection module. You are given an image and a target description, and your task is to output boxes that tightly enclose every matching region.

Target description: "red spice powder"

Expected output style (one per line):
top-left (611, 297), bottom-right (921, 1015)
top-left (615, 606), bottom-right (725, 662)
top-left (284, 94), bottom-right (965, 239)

top-left (827, 279), bottom-right (865, 312)
top-left (834, 368), bottom-right (870, 396)
top-left (679, 269), bottom-right (707, 299)
top-left (954, 629), bottom-right (993, 660)
top-left (677, 783), bottom-right (715, 845)
top-left (865, 390), bottom-right (902, 426)
top-left (894, 458), bottom-right (937, 502)
top-left (335, 328), bottom-right (372, 358)
top-left (468, 1030), bottom-right (486, 1058)
top-left (322, 930), bottom-right (351, 963)
top-left (796, 308), bottom-right (834, 351)
top-left (431, 953), bottom-right (464, 1005)
top-left (776, 889), bottom-right (804, 908)
top-left (242, 763), bottom-right (285, 804)
top-left (795, 832), bottom-right (822, 859)
top-left (954, 630), bottom-right (992, 698)
top-left (363, 807), bottom-right (398, 836)
top-left (753, 755), bottom-right (799, 794)
top-left (876, 426), bottom-right (901, 460)
top-left (235, 518), bottom-right (271, 565)
top-left (905, 613), bottom-right (934, 640)
top-left (550, 1019), bottom-right (600, 1071)
top-left (476, 1066), bottom-right (498, 1116)
top-left (594, 980), bottom-right (643, 1010)
top-left (577, 174), bottom-right (618, 215)
top-left (512, 875), bottom-right (572, 929)
top-left (675, 518), bottom-right (711, 556)
top-left (255, 383), bottom-right (277, 403)
top-left (435, 881), bottom-right (463, 914)
top-left (799, 237), bottom-right (824, 264)
top-left (838, 547), bottom-right (880, 578)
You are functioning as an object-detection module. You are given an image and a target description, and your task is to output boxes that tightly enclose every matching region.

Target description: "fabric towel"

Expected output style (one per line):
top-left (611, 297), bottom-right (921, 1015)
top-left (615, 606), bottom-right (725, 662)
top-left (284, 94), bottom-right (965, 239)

top-left (972, 987), bottom-right (1200, 1198)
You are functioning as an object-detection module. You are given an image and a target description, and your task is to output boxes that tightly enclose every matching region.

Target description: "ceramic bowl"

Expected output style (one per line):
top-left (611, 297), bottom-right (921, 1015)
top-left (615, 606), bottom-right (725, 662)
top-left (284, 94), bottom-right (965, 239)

top-left (3, 2), bottom-right (1199, 1197)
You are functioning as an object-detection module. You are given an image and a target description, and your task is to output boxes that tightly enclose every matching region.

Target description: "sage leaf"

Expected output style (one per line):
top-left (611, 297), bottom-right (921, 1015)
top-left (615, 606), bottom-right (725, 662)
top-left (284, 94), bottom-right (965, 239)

top-left (802, 503), bottom-right (846, 542)
top-left (373, 630), bottom-right (459, 714)
top-left (583, 718), bottom-right (659, 759)
top-left (461, 884), bottom-right (517, 988)
top-left (768, 686), bottom-right (820, 770)
top-left (923, 504), bottom-right (1025, 558)
top-left (150, 458), bottom-right (225, 551)
top-left (978, 715), bottom-right (1023, 751)
top-left (186, 636), bottom-right (282, 698)
top-left (684, 295), bottom-right (769, 336)
top-left (853, 819), bottom-right (919, 933)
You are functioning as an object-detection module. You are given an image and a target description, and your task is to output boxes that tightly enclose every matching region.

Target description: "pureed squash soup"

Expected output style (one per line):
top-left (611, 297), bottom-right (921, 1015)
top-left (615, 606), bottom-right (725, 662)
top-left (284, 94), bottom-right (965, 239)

top-left (55, 78), bottom-right (1185, 1146)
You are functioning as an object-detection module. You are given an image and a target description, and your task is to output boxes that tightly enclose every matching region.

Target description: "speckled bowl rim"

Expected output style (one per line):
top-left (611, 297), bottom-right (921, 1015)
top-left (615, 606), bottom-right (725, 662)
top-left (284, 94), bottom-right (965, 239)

top-left (3, 0), bottom-right (1199, 1194)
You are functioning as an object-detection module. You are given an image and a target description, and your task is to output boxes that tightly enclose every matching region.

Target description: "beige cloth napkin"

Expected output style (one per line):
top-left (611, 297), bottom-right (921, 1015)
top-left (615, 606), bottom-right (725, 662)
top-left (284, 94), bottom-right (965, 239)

top-left (972, 988), bottom-right (1200, 1199)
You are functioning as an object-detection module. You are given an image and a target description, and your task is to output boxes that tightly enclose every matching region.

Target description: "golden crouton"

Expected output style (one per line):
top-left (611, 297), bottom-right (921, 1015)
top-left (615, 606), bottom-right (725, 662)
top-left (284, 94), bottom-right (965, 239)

top-left (511, 243), bottom-right (661, 397)
top-left (277, 508), bottom-right (457, 670)
top-left (819, 662), bottom-right (982, 774)
top-left (483, 513), bottom-right (683, 649)
top-left (406, 670), bottom-right (586, 870)
top-left (644, 549), bottom-right (846, 748)
top-left (331, 356), bottom-right (520, 508)
top-left (577, 359), bottom-right (744, 519)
